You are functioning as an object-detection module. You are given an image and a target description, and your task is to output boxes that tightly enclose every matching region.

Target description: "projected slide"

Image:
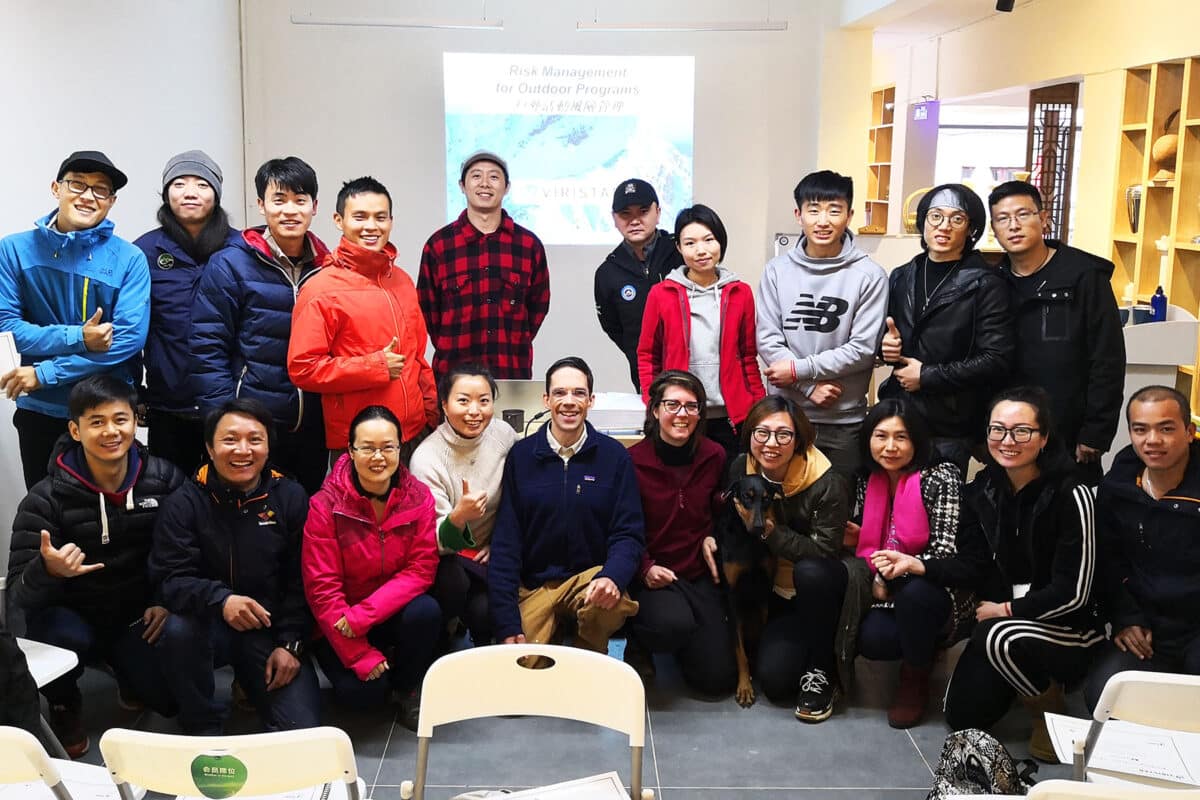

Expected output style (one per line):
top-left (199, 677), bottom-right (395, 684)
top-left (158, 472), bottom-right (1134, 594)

top-left (444, 53), bottom-right (694, 245)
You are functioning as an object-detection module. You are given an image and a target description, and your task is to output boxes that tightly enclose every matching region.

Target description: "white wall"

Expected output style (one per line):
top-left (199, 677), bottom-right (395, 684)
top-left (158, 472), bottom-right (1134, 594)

top-left (0, 0), bottom-right (244, 579)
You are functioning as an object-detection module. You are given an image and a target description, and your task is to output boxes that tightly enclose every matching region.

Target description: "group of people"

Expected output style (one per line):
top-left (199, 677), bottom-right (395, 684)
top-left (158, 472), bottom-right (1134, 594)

top-left (0, 146), bottom-right (1195, 773)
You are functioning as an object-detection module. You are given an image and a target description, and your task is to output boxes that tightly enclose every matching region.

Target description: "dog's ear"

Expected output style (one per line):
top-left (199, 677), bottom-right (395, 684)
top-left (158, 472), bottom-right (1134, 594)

top-left (721, 477), bottom-right (741, 502)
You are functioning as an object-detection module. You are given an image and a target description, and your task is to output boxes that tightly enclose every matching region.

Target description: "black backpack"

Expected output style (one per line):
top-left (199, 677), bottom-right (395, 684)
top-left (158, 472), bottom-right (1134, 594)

top-left (927, 728), bottom-right (1038, 799)
top-left (0, 630), bottom-right (42, 736)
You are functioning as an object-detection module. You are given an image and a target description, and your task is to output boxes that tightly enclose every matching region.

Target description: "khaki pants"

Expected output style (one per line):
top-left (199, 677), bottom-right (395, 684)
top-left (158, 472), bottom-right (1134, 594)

top-left (517, 566), bottom-right (639, 652)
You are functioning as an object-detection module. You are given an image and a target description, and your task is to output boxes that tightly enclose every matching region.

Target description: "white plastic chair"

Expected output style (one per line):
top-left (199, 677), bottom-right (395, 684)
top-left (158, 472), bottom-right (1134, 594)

top-left (1075, 670), bottom-right (1200, 782)
top-left (98, 726), bottom-right (366, 799)
top-left (17, 637), bottom-right (82, 760)
top-left (1030, 778), bottom-right (1200, 798)
top-left (400, 644), bottom-right (652, 800)
top-left (0, 725), bottom-right (139, 799)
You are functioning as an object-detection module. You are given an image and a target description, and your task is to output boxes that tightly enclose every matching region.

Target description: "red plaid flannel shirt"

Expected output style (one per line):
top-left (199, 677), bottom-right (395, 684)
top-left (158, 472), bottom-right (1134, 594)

top-left (417, 210), bottom-right (551, 379)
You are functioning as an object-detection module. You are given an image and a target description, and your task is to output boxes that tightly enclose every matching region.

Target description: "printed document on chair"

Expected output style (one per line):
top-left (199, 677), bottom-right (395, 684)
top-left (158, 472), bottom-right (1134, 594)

top-left (1046, 713), bottom-right (1200, 786)
top-left (501, 771), bottom-right (628, 799)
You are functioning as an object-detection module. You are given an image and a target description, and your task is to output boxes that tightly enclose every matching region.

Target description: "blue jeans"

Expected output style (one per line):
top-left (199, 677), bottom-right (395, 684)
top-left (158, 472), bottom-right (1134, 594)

top-left (312, 594), bottom-right (441, 710)
top-left (24, 606), bottom-right (175, 715)
top-left (157, 611), bottom-right (320, 734)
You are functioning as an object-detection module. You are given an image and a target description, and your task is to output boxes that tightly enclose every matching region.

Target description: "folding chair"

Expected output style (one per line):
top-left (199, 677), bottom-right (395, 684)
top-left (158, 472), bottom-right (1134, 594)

top-left (0, 725), bottom-right (138, 799)
top-left (98, 726), bottom-right (366, 799)
top-left (1074, 670), bottom-right (1200, 782)
top-left (17, 637), bottom-right (81, 759)
top-left (1029, 778), bottom-right (1200, 798)
top-left (400, 644), bottom-right (652, 800)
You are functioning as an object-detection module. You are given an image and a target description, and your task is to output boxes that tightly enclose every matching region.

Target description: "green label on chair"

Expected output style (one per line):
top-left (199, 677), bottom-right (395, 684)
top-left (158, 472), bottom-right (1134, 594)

top-left (190, 754), bottom-right (249, 798)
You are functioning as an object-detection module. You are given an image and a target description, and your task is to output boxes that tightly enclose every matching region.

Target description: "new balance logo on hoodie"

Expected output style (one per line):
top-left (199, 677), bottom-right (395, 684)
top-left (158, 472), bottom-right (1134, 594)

top-left (785, 294), bottom-right (849, 333)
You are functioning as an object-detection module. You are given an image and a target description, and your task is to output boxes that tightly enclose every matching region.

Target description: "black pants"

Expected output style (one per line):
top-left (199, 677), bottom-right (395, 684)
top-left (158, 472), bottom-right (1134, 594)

top-left (812, 421), bottom-right (863, 484)
top-left (705, 415), bottom-right (740, 467)
top-left (1084, 627), bottom-right (1200, 711)
top-left (432, 554), bottom-right (492, 646)
top-left (272, 402), bottom-right (329, 496)
top-left (945, 616), bottom-right (1104, 731)
top-left (147, 408), bottom-right (206, 474)
top-left (858, 576), bottom-right (952, 668)
top-left (931, 436), bottom-right (973, 476)
top-left (14, 408), bottom-right (68, 489)
top-left (756, 557), bottom-right (848, 704)
top-left (630, 576), bottom-right (737, 696)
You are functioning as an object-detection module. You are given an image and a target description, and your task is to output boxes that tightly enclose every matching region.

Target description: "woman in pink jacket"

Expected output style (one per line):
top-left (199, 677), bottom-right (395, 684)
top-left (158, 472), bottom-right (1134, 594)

top-left (302, 404), bottom-right (439, 730)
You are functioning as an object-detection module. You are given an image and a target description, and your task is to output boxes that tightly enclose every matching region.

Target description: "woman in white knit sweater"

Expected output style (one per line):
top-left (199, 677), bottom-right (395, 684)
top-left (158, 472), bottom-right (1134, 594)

top-left (409, 363), bottom-right (519, 646)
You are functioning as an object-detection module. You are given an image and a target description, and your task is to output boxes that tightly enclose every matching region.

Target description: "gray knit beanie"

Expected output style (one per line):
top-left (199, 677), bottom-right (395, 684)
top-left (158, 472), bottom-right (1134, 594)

top-left (162, 150), bottom-right (223, 199)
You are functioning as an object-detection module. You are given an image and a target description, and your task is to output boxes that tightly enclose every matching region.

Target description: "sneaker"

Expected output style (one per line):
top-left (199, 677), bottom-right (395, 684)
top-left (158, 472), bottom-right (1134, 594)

top-left (48, 702), bottom-right (89, 758)
top-left (794, 668), bottom-right (838, 723)
top-left (398, 688), bottom-right (421, 733)
top-left (621, 637), bottom-right (656, 681)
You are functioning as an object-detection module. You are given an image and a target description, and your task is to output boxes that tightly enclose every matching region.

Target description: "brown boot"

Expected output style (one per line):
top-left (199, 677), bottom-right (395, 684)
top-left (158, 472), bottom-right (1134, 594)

top-left (888, 662), bottom-right (932, 729)
top-left (1020, 682), bottom-right (1065, 763)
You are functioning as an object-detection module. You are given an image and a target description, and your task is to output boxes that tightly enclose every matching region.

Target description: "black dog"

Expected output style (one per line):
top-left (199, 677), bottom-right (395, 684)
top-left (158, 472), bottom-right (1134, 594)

top-left (721, 473), bottom-right (783, 706)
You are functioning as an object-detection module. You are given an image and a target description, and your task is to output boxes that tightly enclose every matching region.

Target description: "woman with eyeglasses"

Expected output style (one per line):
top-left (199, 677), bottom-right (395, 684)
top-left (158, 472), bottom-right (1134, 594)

top-left (878, 183), bottom-right (1015, 473)
top-left (637, 204), bottom-right (765, 460)
top-left (409, 363), bottom-right (518, 647)
top-left (302, 404), bottom-right (440, 730)
top-left (728, 395), bottom-right (849, 721)
top-left (873, 386), bottom-right (1101, 761)
top-left (843, 398), bottom-right (967, 729)
top-left (623, 370), bottom-right (736, 695)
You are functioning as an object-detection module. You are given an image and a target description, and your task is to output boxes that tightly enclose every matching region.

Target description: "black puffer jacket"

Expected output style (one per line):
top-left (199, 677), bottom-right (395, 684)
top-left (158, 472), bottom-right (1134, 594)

top-left (148, 463), bottom-right (312, 646)
top-left (7, 441), bottom-right (185, 627)
top-left (879, 251), bottom-right (1014, 442)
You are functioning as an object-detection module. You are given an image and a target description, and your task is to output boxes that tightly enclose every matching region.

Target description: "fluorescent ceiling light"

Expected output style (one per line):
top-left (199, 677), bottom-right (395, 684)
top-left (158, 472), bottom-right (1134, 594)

top-left (289, 12), bottom-right (504, 31)
top-left (576, 20), bottom-right (788, 32)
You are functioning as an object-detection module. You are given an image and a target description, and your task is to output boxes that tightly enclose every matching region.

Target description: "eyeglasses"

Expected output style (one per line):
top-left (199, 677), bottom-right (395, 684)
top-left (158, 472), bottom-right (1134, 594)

top-left (985, 424), bottom-right (1040, 443)
top-left (751, 427), bottom-right (795, 445)
top-left (925, 210), bottom-right (969, 230)
top-left (549, 388), bottom-right (590, 400)
top-left (351, 445), bottom-right (400, 457)
top-left (59, 179), bottom-right (114, 201)
top-left (659, 399), bottom-right (701, 415)
top-left (992, 208), bottom-right (1039, 227)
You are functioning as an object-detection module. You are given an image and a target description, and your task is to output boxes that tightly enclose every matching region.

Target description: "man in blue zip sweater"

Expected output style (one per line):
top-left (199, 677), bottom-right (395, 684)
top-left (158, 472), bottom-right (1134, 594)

top-left (0, 150), bottom-right (150, 489)
top-left (488, 356), bottom-right (645, 652)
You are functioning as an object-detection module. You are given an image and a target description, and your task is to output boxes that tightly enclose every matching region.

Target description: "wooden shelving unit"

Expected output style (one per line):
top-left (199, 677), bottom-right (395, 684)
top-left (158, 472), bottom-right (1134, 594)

top-left (860, 85), bottom-right (895, 235)
top-left (1111, 57), bottom-right (1200, 410)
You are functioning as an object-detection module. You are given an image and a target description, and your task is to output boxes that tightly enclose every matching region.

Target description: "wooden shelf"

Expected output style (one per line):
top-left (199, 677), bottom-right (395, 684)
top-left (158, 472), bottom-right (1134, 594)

top-left (865, 85), bottom-right (895, 232)
top-left (1122, 123), bottom-right (1149, 132)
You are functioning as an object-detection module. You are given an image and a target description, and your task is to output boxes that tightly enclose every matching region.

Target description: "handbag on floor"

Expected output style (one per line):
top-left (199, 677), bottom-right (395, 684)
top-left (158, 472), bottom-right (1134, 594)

top-left (927, 728), bottom-right (1038, 799)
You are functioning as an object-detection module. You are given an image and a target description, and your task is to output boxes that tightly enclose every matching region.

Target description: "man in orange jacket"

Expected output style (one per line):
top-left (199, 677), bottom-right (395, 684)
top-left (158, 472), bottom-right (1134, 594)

top-left (287, 177), bottom-right (438, 463)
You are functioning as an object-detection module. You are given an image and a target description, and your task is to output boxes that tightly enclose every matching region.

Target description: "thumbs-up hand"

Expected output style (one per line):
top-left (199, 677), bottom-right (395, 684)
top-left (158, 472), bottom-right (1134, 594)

top-left (449, 478), bottom-right (489, 528)
top-left (383, 336), bottom-right (406, 379)
top-left (40, 529), bottom-right (105, 578)
top-left (82, 307), bottom-right (113, 353)
top-left (881, 316), bottom-right (903, 363)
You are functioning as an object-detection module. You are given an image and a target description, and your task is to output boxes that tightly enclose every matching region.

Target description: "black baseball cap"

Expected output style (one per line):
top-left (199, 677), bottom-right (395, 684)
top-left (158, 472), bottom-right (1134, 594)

top-left (612, 179), bottom-right (658, 212)
top-left (56, 150), bottom-right (128, 193)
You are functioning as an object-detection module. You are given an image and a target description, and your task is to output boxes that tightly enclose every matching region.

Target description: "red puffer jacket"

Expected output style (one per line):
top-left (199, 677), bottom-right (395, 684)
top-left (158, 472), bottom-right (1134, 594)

top-left (301, 455), bottom-right (438, 679)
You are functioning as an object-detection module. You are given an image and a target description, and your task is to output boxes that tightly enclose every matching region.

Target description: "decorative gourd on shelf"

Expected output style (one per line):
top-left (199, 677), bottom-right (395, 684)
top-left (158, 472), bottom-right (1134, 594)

top-left (1150, 109), bottom-right (1180, 184)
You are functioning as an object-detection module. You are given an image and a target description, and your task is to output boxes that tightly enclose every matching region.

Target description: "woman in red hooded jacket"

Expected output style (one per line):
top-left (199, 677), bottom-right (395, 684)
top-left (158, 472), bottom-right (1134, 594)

top-left (302, 405), bottom-right (440, 730)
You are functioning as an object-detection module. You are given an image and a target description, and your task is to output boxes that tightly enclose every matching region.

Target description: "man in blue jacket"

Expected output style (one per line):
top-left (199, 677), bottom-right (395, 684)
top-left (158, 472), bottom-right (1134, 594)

top-left (488, 356), bottom-right (645, 652)
top-left (190, 157), bottom-right (329, 494)
top-left (0, 150), bottom-right (150, 489)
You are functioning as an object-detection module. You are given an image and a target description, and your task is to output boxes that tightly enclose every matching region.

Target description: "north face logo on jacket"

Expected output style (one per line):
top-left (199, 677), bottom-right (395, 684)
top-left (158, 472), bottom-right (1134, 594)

top-left (785, 294), bottom-right (849, 333)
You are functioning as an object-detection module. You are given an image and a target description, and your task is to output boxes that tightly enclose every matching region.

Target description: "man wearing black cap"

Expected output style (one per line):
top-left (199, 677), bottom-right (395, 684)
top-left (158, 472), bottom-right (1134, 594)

top-left (0, 151), bottom-right (150, 489)
top-left (417, 150), bottom-right (550, 380)
top-left (594, 179), bottom-right (682, 391)
top-left (879, 183), bottom-right (1014, 470)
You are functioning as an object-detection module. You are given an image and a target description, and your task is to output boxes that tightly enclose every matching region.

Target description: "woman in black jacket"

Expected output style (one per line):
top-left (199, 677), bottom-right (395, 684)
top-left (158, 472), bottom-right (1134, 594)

top-left (873, 386), bottom-right (1102, 762)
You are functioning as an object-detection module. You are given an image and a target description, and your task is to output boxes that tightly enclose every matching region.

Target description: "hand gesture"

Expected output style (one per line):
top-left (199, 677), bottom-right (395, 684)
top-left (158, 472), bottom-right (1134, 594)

top-left (584, 576), bottom-right (620, 610)
top-left (2, 367), bottom-right (40, 399)
top-left (701, 536), bottom-right (719, 584)
top-left (383, 337), bottom-right (406, 379)
top-left (472, 544), bottom-right (491, 564)
top-left (892, 357), bottom-right (923, 392)
top-left (142, 605), bottom-right (169, 644)
top-left (503, 633), bottom-right (527, 645)
top-left (1114, 625), bottom-right (1154, 660)
top-left (642, 564), bottom-right (677, 589)
top-left (366, 660), bottom-right (390, 681)
top-left (40, 530), bottom-right (105, 578)
top-left (333, 615), bottom-right (356, 638)
top-left (450, 479), bottom-right (488, 528)
top-left (222, 594), bottom-right (272, 631)
top-left (1075, 443), bottom-right (1101, 464)
top-left (809, 381), bottom-right (843, 408)
top-left (881, 316), bottom-right (903, 362)
top-left (82, 308), bottom-right (113, 352)
top-left (870, 549), bottom-right (923, 580)
top-left (975, 601), bottom-right (1008, 622)
top-left (264, 647), bottom-right (300, 691)
top-left (763, 359), bottom-right (797, 388)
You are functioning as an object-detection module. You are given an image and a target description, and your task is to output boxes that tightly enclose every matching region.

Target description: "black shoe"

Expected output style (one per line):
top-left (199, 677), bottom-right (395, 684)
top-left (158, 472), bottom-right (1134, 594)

top-left (49, 702), bottom-right (89, 758)
top-left (398, 688), bottom-right (421, 733)
top-left (622, 637), bottom-right (655, 680)
top-left (794, 668), bottom-right (838, 723)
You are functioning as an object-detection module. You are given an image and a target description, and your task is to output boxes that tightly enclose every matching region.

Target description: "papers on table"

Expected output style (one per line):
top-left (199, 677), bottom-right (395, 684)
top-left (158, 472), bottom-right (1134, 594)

top-left (0, 761), bottom-right (124, 799)
top-left (493, 771), bottom-right (629, 799)
top-left (178, 783), bottom-right (339, 800)
top-left (1046, 712), bottom-right (1200, 786)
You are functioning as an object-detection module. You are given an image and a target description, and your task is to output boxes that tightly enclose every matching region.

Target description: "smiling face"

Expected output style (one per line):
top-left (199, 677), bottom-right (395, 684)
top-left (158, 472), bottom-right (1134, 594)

top-left (613, 203), bottom-right (661, 249)
top-left (52, 171), bottom-right (116, 232)
top-left (795, 198), bottom-right (852, 259)
top-left (652, 384), bottom-right (701, 447)
top-left (869, 415), bottom-right (914, 475)
top-left (257, 180), bottom-right (315, 254)
top-left (69, 400), bottom-right (136, 469)
top-left (986, 400), bottom-right (1045, 474)
top-left (443, 374), bottom-right (494, 439)
top-left (350, 417), bottom-right (402, 489)
top-left (924, 205), bottom-right (970, 261)
top-left (1129, 398), bottom-right (1195, 473)
top-left (459, 160), bottom-right (508, 214)
top-left (335, 191), bottom-right (392, 252)
top-left (543, 366), bottom-right (593, 443)
top-left (677, 221), bottom-right (722, 278)
top-left (206, 412), bottom-right (270, 493)
top-left (749, 411), bottom-right (798, 480)
top-left (167, 175), bottom-right (217, 229)
top-left (990, 194), bottom-right (1047, 257)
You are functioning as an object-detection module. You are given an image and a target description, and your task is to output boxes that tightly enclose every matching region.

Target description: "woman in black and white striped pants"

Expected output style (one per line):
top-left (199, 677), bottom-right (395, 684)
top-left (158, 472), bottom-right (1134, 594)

top-left (873, 386), bottom-right (1103, 762)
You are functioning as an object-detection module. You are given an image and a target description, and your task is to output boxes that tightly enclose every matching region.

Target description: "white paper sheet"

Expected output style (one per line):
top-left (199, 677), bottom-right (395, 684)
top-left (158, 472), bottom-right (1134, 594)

top-left (1045, 712), bottom-right (1200, 786)
top-left (0, 331), bottom-right (19, 375)
top-left (493, 771), bottom-right (629, 799)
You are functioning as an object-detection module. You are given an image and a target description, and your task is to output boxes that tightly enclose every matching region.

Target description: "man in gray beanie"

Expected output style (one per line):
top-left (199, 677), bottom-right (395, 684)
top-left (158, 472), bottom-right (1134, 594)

top-left (133, 150), bottom-right (237, 472)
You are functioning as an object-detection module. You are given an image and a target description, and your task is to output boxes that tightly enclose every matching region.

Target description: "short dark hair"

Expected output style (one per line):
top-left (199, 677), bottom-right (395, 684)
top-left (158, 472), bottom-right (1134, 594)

top-left (916, 183), bottom-right (986, 251)
top-left (643, 369), bottom-right (708, 447)
top-left (68, 374), bottom-right (137, 421)
top-left (253, 156), bottom-right (318, 201)
top-left (348, 404), bottom-right (402, 448)
top-left (740, 395), bottom-right (815, 455)
top-left (985, 385), bottom-right (1067, 473)
top-left (674, 204), bottom-right (728, 264)
top-left (793, 170), bottom-right (854, 210)
top-left (1127, 385), bottom-right (1193, 426)
top-left (858, 398), bottom-right (933, 476)
top-left (438, 362), bottom-right (499, 406)
top-left (545, 356), bottom-right (594, 394)
top-left (336, 176), bottom-right (392, 216)
top-left (987, 180), bottom-right (1042, 211)
top-left (204, 398), bottom-right (275, 451)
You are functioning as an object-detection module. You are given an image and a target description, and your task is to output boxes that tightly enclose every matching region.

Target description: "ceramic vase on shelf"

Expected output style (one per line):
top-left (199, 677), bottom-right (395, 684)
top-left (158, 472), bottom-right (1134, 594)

top-left (1150, 109), bottom-right (1180, 184)
top-left (1126, 184), bottom-right (1143, 234)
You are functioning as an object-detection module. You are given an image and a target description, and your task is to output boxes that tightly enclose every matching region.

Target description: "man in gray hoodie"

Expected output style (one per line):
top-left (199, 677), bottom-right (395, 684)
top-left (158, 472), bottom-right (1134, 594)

top-left (757, 171), bottom-right (888, 478)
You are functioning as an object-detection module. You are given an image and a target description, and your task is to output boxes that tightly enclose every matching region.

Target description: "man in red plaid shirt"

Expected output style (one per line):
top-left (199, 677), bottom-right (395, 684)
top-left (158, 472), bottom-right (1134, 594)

top-left (418, 151), bottom-right (551, 380)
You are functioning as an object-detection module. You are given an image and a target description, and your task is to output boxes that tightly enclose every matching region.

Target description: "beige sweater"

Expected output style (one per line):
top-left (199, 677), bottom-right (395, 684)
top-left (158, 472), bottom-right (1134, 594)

top-left (408, 419), bottom-right (519, 554)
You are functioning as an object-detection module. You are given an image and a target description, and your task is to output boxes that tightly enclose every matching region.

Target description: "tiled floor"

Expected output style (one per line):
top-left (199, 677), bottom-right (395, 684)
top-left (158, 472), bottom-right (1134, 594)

top-left (67, 638), bottom-right (1078, 799)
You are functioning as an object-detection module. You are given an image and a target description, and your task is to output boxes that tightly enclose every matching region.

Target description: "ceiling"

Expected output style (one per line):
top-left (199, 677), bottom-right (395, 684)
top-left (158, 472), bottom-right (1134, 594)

top-left (855, 0), bottom-right (1039, 44)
